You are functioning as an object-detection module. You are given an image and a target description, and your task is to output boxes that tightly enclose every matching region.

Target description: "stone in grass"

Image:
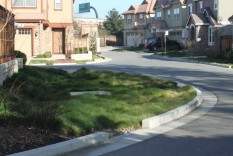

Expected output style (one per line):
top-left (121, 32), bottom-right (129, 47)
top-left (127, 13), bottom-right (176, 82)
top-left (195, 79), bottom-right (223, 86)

top-left (70, 91), bottom-right (111, 96)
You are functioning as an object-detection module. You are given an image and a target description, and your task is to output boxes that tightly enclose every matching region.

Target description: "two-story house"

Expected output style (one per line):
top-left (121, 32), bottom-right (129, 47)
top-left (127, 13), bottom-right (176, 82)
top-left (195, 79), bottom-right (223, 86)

top-left (185, 0), bottom-right (233, 53)
top-left (122, 0), bottom-right (156, 47)
top-left (2, 0), bottom-right (74, 58)
top-left (152, 0), bottom-right (187, 45)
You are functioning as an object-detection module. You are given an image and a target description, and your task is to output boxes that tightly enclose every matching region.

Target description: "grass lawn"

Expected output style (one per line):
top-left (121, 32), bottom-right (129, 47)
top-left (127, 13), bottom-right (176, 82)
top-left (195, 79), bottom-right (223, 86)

top-left (190, 57), bottom-right (233, 67)
top-left (1, 66), bottom-right (196, 137)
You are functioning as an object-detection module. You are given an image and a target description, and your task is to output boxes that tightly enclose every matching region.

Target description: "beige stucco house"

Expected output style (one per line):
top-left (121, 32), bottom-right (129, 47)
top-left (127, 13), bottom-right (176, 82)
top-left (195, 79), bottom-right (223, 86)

top-left (1, 0), bottom-right (75, 58)
top-left (122, 0), bottom-right (156, 47)
top-left (152, 0), bottom-right (187, 45)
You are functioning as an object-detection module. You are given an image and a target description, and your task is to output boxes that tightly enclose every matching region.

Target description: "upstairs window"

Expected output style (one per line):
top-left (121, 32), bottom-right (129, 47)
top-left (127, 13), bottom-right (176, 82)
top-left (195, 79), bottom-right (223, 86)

top-left (126, 15), bottom-right (132, 24)
top-left (55, 0), bottom-right (62, 10)
top-left (174, 8), bottom-right (180, 19)
top-left (214, 0), bottom-right (218, 10)
top-left (156, 11), bottom-right (162, 20)
top-left (188, 4), bottom-right (192, 15)
top-left (139, 14), bottom-right (144, 23)
top-left (167, 10), bottom-right (170, 19)
top-left (12, 0), bottom-right (36, 7)
top-left (199, 1), bottom-right (203, 11)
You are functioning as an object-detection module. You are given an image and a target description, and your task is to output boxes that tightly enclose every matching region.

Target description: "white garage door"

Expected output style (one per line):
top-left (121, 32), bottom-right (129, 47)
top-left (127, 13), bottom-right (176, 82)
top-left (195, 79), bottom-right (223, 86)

top-left (126, 32), bottom-right (141, 47)
top-left (15, 28), bottom-right (32, 57)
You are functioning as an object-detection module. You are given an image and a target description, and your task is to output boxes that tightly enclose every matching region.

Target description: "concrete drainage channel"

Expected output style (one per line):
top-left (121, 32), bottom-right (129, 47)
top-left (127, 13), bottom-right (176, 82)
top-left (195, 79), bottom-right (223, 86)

top-left (8, 85), bottom-right (217, 156)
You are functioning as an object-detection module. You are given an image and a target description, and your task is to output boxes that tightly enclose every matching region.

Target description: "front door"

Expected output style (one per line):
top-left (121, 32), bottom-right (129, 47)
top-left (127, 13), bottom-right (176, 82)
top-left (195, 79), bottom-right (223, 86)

top-left (52, 28), bottom-right (65, 54)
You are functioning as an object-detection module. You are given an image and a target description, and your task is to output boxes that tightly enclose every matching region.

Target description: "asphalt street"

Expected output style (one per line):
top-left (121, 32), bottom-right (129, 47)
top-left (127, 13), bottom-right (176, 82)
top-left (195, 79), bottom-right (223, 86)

top-left (50, 50), bottom-right (233, 156)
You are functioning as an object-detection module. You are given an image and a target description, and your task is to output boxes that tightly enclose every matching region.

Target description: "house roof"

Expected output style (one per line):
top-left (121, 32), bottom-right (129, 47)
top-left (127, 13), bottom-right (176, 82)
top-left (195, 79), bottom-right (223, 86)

top-left (229, 15), bottom-right (233, 22)
top-left (186, 7), bottom-right (217, 26)
top-left (122, 0), bottom-right (156, 15)
top-left (155, 0), bottom-right (186, 8)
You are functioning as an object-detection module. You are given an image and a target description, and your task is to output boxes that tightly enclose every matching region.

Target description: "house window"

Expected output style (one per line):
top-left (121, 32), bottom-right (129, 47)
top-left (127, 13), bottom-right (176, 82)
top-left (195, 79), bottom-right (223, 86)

top-left (167, 10), bottom-right (170, 19)
top-left (188, 4), bottom-right (192, 15)
top-left (199, 1), bottom-right (203, 11)
top-left (126, 15), bottom-right (132, 24)
top-left (139, 14), bottom-right (144, 23)
top-left (12, 0), bottom-right (36, 7)
top-left (55, 0), bottom-right (62, 10)
top-left (18, 29), bottom-right (31, 35)
top-left (157, 11), bottom-right (162, 20)
top-left (174, 8), bottom-right (180, 19)
top-left (208, 26), bottom-right (214, 46)
top-left (214, 0), bottom-right (218, 10)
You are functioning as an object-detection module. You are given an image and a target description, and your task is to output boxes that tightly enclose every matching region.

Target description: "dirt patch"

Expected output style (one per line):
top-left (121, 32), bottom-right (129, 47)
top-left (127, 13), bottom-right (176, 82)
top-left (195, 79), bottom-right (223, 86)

top-left (0, 119), bottom-right (68, 156)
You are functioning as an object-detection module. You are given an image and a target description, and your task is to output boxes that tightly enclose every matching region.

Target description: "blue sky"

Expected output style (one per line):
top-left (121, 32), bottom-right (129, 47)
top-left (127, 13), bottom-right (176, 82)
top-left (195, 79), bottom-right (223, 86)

top-left (74, 0), bottom-right (143, 19)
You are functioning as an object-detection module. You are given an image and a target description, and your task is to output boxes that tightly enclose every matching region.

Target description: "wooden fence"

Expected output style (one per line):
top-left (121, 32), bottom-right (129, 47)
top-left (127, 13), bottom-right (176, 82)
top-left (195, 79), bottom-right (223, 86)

top-left (0, 5), bottom-right (15, 63)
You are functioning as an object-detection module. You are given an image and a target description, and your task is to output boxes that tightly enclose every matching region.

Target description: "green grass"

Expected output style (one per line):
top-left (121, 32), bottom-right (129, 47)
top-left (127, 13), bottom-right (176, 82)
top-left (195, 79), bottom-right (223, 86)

top-left (156, 51), bottom-right (188, 57)
top-left (190, 57), bottom-right (233, 67)
top-left (1, 67), bottom-right (196, 136)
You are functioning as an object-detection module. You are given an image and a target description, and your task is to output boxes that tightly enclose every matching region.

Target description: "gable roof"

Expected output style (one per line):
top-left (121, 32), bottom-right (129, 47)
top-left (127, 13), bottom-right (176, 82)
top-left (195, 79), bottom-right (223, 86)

top-left (186, 7), bottom-right (217, 26)
top-left (154, 0), bottom-right (186, 8)
top-left (122, 0), bottom-right (156, 15)
top-left (122, 5), bottom-right (139, 14)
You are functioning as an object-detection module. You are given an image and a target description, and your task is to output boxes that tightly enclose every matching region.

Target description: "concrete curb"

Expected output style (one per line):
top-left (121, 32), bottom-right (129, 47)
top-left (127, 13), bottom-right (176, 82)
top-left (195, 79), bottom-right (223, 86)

top-left (151, 54), bottom-right (232, 69)
top-left (142, 86), bottom-right (202, 129)
top-left (8, 132), bottom-right (109, 156)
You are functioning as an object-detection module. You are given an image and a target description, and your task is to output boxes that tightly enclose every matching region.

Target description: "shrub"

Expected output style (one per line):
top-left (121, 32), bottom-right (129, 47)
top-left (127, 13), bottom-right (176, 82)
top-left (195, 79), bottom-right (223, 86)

top-left (225, 50), bottom-right (233, 60)
top-left (74, 48), bottom-right (80, 54)
top-left (138, 44), bottom-right (145, 49)
top-left (14, 50), bottom-right (27, 65)
top-left (106, 40), bottom-right (116, 46)
top-left (8, 99), bottom-right (63, 130)
top-left (36, 54), bottom-right (44, 58)
top-left (46, 61), bottom-right (54, 65)
top-left (43, 51), bottom-right (52, 58)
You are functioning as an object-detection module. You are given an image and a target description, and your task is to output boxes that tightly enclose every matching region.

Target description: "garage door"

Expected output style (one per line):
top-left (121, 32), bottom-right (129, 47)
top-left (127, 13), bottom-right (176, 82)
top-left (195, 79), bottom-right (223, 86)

top-left (126, 32), bottom-right (141, 47)
top-left (15, 28), bottom-right (32, 57)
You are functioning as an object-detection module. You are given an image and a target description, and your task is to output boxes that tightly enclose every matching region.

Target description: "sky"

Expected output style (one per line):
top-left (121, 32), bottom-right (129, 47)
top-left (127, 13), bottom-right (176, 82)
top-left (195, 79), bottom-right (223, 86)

top-left (74, 0), bottom-right (143, 19)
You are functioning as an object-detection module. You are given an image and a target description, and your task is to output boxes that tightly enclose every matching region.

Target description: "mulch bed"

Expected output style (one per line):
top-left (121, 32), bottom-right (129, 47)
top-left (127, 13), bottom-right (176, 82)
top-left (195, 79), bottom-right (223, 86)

top-left (0, 119), bottom-right (68, 156)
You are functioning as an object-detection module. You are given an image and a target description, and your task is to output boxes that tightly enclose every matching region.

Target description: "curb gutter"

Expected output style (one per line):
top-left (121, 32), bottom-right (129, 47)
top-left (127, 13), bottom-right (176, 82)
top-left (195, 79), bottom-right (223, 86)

top-left (8, 132), bottom-right (109, 156)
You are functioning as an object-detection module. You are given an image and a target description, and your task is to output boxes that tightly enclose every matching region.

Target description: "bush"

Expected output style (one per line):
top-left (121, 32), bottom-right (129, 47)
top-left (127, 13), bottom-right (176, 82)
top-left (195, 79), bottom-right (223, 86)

top-left (14, 50), bottom-right (27, 65)
top-left (43, 51), bottom-right (52, 58)
top-left (225, 50), bottom-right (233, 60)
top-left (8, 99), bottom-right (63, 130)
top-left (36, 54), bottom-right (44, 58)
top-left (138, 44), bottom-right (145, 49)
top-left (106, 40), bottom-right (116, 46)
top-left (74, 48), bottom-right (88, 54)
top-left (46, 61), bottom-right (54, 65)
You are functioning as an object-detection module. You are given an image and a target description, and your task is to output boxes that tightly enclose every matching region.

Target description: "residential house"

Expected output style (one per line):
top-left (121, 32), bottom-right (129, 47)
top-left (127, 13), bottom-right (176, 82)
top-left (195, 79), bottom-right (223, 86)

top-left (73, 17), bottom-right (105, 48)
top-left (185, 0), bottom-right (233, 54)
top-left (0, 4), bottom-right (14, 63)
top-left (122, 0), bottom-right (156, 47)
top-left (2, 0), bottom-right (75, 59)
top-left (152, 0), bottom-right (187, 45)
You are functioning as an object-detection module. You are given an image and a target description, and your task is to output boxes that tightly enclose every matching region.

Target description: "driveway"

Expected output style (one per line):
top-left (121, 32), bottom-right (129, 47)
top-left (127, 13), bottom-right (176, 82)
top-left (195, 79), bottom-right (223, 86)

top-left (51, 51), bottom-right (233, 156)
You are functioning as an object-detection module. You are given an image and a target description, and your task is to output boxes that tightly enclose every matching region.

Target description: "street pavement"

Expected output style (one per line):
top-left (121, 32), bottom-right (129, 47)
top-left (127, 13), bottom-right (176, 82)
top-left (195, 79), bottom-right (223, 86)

top-left (50, 50), bottom-right (233, 156)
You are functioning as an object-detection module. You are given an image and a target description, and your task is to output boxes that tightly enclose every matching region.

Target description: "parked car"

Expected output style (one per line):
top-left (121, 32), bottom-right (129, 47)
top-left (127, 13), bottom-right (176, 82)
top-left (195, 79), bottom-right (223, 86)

top-left (144, 37), bottom-right (181, 51)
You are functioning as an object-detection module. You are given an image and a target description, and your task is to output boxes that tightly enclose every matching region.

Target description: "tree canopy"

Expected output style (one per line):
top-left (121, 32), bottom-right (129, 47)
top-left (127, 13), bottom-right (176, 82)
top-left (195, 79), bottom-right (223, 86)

top-left (103, 8), bottom-right (123, 36)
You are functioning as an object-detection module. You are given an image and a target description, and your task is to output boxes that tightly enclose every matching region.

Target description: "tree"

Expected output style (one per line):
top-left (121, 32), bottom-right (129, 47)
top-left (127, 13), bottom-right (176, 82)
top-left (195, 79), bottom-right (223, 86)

top-left (103, 8), bottom-right (123, 36)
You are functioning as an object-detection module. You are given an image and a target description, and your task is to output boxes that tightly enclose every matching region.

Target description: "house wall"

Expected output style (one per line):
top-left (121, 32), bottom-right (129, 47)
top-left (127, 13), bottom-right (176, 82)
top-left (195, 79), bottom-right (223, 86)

top-left (2, 0), bottom-right (74, 57)
top-left (218, 0), bottom-right (233, 24)
top-left (47, 0), bottom-right (73, 24)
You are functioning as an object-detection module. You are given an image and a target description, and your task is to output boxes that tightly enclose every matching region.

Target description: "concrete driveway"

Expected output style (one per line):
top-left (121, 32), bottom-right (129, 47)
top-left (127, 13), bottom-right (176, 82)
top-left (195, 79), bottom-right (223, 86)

top-left (50, 50), bottom-right (233, 156)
